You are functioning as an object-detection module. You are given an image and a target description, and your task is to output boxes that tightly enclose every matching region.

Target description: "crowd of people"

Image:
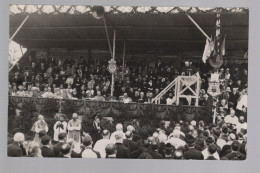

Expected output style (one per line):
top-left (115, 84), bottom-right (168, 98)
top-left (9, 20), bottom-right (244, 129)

top-left (8, 55), bottom-right (248, 160)
top-left (8, 110), bottom-right (247, 160)
top-left (9, 56), bottom-right (248, 106)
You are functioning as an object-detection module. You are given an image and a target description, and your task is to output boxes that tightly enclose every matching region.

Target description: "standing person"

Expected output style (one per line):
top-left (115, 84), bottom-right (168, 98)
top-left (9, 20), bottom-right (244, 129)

top-left (67, 113), bottom-right (81, 144)
top-left (31, 115), bottom-right (48, 145)
top-left (90, 116), bottom-right (103, 145)
top-left (7, 132), bottom-right (26, 157)
top-left (93, 130), bottom-right (113, 158)
top-left (114, 131), bottom-right (130, 159)
top-left (53, 116), bottom-right (68, 143)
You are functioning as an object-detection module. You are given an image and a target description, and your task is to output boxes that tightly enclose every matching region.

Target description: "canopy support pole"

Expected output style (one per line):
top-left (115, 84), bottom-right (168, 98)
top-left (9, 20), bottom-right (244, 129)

top-left (103, 17), bottom-right (113, 58)
top-left (9, 15), bottom-right (29, 72)
top-left (111, 29), bottom-right (116, 97)
top-left (122, 42), bottom-right (125, 81)
top-left (186, 13), bottom-right (211, 41)
top-left (9, 15), bottom-right (29, 43)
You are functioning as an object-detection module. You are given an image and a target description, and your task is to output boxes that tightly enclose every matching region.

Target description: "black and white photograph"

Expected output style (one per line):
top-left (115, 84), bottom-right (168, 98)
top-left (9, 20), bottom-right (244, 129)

top-left (8, 4), bottom-right (248, 160)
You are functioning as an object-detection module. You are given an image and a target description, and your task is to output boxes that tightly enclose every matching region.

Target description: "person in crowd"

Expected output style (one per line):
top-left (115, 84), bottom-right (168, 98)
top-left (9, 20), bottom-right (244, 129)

top-left (105, 143), bottom-right (117, 159)
top-left (114, 131), bottom-right (130, 158)
top-left (81, 135), bottom-right (101, 158)
top-left (31, 115), bottom-right (49, 145)
top-left (61, 144), bottom-right (72, 158)
top-left (41, 135), bottom-right (54, 157)
top-left (53, 116), bottom-right (67, 143)
top-left (110, 123), bottom-right (126, 143)
top-left (93, 91), bottom-right (106, 101)
top-left (123, 130), bottom-right (139, 158)
top-left (27, 141), bottom-right (43, 157)
top-left (7, 132), bottom-right (26, 157)
top-left (183, 134), bottom-right (204, 160)
top-left (94, 130), bottom-right (113, 158)
top-left (53, 133), bottom-right (67, 157)
top-left (41, 87), bottom-right (54, 98)
top-left (67, 113), bottom-right (81, 143)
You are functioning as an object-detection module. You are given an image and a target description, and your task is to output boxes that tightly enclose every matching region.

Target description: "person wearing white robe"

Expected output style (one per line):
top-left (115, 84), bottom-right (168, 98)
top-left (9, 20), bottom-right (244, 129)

top-left (32, 115), bottom-right (48, 145)
top-left (53, 117), bottom-right (68, 142)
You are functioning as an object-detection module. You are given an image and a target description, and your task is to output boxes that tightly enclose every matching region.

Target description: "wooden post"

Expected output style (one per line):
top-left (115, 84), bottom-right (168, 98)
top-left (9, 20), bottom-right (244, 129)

top-left (111, 29), bottom-right (116, 97)
top-left (195, 77), bottom-right (200, 106)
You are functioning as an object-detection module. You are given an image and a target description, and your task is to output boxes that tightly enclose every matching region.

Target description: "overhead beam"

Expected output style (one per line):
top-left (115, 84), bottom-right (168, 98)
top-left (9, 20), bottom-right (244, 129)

top-left (14, 38), bottom-right (248, 42)
top-left (10, 25), bottom-right (248, 30)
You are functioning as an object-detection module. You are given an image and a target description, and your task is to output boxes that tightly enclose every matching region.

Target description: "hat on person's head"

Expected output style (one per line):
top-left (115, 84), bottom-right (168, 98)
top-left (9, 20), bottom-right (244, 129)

top-left (13, 132), bottom-right (25, 143)
top-left (185, 133), bottom-right (196, 145)
top-left (41, 135), bottom-right (51, 145)
top-left (226, 87), bottom-right (231, 92)
top-left (220, 68), bottom-right (224, 71)
top-left (82, 135), bottom-right (93, 147)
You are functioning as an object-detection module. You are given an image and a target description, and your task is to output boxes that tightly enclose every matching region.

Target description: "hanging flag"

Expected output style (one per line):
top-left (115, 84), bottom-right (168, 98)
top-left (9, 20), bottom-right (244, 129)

top-left (221, 34), bottom-right (226, 56)
top-left (202, 37), bottom-right (214, 63)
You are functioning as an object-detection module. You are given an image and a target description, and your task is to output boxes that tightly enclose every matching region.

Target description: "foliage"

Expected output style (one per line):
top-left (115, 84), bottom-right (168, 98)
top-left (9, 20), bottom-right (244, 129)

top-left (61, 100), bottom-right (77, 118)
top-left (40, 98), bottom-right (59, 119)
top-left (8, 99), bottom-right (17, 134)
top-left (13, 100), bottom-right (37, 134)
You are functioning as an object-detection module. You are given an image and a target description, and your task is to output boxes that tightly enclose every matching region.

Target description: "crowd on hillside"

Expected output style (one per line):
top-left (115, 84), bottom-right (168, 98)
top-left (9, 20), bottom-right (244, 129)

top-left (8, 111), bottom-right (247, 160)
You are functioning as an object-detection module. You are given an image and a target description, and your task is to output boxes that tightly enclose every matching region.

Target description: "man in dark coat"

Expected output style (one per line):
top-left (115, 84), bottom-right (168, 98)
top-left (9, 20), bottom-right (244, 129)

top-left (41, 135), bottom-right (55, 157)
top-left (89, 115), bottom-right (103, 145)
top-left (53, 133), bottom-right (67, 157)
top-left (183, 134), bottom-right (204, 160)
top-left (123, 131), bottom-right (140, 158)
top-left (114, 131), bottom-right (130, 158)
top-left (147, 142), bottom-right (163, 159)
top-left (7, 133), bottom-right (26, 157)
top-left (224, 141), bottom-right (246, 160)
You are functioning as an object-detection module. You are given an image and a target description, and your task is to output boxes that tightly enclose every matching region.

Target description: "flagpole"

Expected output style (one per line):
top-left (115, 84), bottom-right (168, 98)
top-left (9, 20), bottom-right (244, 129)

top-left (111, 29), bottom-right (116, 97)
top-left (186, 13), bottom-right (211, 41)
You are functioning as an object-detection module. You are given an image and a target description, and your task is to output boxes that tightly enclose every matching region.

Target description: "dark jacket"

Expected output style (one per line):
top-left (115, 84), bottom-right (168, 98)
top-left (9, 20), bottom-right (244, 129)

top-left (7, 142), bottom-right (26, 157)
top-left (41, 146), bottom-right (55, 157)
top-left (53, 142), bottom-right (64, 157)
top-left (183, 147), bottom-right (204, 160)
top-left (123, 139), bottom-right (140, 158)
top-left (115, 143), bottom-right (130, 158)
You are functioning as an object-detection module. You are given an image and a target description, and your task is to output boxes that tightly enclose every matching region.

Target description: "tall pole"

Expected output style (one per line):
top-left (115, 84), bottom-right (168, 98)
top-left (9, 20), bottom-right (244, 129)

top-left (111, 29), bottom-right (116, 97)
top-left (216, 13), bottom-right (221, 73)
top-left (122, 42), bottom-right (125, 81)
top-left (9, 15), bottom-right (29, 43)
